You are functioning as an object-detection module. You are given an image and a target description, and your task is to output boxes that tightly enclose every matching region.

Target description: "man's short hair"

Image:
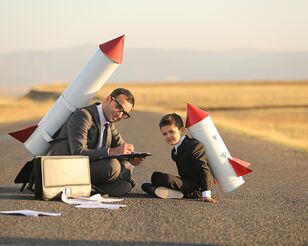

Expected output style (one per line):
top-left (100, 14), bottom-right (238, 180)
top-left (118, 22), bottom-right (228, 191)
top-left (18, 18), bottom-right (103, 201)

top-left (110, 88), bottom-right (135, 108)
top-left (159, 113), bottom-right (184, 129)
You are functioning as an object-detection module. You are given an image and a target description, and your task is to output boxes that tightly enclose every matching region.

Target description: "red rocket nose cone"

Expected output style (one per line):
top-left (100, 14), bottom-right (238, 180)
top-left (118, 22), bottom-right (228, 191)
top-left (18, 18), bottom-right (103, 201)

top-left (99, 35), bottom-right (125, 64)
top-left (185, 103), bottom-right (209, 127)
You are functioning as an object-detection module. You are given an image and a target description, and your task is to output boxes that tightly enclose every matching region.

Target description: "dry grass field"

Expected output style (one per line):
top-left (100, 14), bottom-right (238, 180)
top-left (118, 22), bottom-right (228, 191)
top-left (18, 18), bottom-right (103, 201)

top-left (1, 81), bottom-right (307, 152)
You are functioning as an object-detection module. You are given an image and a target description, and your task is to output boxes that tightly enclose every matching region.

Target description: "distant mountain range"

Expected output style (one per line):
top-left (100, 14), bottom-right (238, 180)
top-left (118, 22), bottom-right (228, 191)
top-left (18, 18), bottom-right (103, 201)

top-left (0, 45), bottom-right (307, 96)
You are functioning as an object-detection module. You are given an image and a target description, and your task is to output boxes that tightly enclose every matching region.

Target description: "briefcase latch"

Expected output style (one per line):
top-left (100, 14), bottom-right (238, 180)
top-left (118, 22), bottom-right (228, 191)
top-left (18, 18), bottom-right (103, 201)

top-left (65, 187), bottom-right (72, 196)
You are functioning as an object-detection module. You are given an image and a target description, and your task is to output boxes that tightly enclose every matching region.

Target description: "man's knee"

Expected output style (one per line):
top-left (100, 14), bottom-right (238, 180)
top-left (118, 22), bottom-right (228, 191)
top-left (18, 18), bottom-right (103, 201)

top-left (90, 158), bottom-right (121, 184)
top-left (107, 159), bottom-right (121, 182)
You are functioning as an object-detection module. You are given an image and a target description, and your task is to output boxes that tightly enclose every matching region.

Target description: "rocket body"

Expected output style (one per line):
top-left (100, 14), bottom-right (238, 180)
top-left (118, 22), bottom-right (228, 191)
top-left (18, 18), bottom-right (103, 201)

top-left (186, 103), bottom-right (251, 193)
top-left (10, 36), bottom-right (125, 156)
top-left (187, 115), bottom-right (245, 192)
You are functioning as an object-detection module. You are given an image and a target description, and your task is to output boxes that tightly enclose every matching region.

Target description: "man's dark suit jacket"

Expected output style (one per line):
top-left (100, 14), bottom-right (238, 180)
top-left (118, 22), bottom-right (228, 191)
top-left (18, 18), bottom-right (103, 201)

top-left (171, 135), bottom-right (213, 191)
top-left (47, 103), bottom-right (125, 161)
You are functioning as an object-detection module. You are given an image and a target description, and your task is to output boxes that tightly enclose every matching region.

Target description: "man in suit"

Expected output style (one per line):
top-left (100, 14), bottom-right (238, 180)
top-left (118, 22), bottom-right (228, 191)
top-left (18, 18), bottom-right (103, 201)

top-left (141, 113), bottom-right (216, 203)
top-left (47, 88), bottom-right (144, 196)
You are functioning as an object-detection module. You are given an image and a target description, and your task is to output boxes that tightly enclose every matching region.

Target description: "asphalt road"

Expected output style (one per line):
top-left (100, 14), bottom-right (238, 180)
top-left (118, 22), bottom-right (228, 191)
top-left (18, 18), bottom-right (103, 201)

top-left (0, 111), bottom-right (307, 246)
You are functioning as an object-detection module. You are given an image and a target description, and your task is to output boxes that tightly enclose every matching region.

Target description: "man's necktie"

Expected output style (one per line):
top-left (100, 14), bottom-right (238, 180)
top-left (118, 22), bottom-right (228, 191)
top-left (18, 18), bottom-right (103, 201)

top-left (102, 123), bottom-right (110, 148)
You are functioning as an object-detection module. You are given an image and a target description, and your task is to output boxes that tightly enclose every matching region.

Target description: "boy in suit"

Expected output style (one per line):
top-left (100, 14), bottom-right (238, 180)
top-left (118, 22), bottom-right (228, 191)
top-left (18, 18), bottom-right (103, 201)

top-left (142, 113), bottom-right (216, 203)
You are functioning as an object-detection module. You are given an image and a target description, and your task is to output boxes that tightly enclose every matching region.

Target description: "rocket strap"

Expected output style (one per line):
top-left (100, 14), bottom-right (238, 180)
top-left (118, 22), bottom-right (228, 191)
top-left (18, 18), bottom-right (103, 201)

top-left (61, 94), bottom-right (76, 112)
top-left (38, 128), bottom-right (54, 143)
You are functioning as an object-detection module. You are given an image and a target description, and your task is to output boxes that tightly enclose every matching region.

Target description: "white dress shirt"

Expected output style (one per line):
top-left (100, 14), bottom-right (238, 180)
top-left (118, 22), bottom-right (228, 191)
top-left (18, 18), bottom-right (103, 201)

top-left (96, 104), bottom-right (109, 149)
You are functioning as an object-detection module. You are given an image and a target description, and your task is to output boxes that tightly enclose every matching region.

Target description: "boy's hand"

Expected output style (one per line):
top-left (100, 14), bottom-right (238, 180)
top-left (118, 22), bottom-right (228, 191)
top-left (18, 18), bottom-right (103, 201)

top-left (202, 197), bottom-right (217, 203)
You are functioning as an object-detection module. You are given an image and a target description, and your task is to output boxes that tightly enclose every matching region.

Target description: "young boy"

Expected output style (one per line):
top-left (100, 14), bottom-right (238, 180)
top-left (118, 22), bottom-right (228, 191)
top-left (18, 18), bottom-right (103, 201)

top-left (142, 113), bottom-right (216, 203)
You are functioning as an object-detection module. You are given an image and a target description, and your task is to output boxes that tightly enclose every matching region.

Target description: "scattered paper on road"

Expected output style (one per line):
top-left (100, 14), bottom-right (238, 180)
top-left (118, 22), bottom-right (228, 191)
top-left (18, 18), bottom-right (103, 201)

top-left (61, 193), bottom-right (123, 205)
top-left (0, 193), bottom-right (126, 216)
top-left (75, 203), bottom-right (126, 209)
top-left (61, 192), bottom-right (125, 209)
top-left (0, 210), bottom-right (61, 217)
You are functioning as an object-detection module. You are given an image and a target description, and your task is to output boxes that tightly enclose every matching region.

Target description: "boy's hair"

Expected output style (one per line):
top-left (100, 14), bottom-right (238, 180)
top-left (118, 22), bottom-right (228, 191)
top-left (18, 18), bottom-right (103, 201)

top-left (110, 88), bottom-right (135, 108)
top-left (159, 113), bottom-right (184, 129)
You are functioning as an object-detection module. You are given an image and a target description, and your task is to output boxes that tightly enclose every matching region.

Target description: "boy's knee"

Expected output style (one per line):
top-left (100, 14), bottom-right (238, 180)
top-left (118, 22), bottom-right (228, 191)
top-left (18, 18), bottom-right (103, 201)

top-left (151, 171), bottom-right (164, 186)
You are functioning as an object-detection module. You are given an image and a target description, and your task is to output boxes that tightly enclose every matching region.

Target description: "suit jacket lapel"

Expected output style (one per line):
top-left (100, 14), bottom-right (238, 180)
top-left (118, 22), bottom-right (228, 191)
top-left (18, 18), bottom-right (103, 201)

top-left (176, 135), bottom-right (189, 155)
top-left (90, 103), bottom-right (102, 149)
top-left (172, 136), bottom-right (189, 161)
top-left (171, 147), bottom-right (177, 161)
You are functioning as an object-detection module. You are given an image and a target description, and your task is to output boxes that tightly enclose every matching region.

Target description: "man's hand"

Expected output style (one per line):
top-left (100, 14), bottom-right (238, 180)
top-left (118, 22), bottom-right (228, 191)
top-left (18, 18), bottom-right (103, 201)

top-left (202, 197), bottom-right (217, 203)
top-left (109, 143), bottom-right (134, 155)
top-left (129, 157), bottom-right (144, 166)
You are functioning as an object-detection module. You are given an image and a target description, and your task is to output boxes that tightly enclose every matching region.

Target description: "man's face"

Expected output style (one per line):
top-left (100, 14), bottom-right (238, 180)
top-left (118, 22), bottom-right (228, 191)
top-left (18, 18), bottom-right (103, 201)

top-left (160, 123), bottom-right (185, 145)
top-left (103, 94), bottom-right (133, 123)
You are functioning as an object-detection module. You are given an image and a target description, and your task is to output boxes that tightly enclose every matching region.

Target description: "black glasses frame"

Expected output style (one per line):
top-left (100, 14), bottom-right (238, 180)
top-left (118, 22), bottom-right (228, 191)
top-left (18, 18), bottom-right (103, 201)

top-left (111, 97), bottom-right (131, 119)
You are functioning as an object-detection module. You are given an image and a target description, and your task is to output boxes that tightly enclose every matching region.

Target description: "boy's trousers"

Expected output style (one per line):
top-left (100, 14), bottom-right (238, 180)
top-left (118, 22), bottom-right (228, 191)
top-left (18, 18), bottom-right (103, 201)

top-left (151, 171), bottom-right (201, 199)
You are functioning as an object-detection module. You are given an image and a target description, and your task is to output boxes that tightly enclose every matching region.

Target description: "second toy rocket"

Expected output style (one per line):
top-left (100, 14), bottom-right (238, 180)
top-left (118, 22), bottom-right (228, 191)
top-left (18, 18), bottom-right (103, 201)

top-left (185, 103), bottom-right (252, 193)
top-left (9, 35), bottom-right (125, 155)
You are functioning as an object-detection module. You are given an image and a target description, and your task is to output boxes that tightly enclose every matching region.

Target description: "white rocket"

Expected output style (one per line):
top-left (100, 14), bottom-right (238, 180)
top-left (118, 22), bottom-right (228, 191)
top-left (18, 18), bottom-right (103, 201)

top-left (9, 35), bottom-right (125, 155)
top-left (185, 103), bottom-right (252, 193)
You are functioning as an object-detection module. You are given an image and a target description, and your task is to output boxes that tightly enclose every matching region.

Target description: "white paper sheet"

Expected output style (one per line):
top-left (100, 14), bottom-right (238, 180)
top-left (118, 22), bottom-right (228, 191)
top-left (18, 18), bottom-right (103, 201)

top-left (0, 210), bottom-right (61, 217)
top-left (61, 193), bottom-right (123, 205)
top-left (75, 203), bottom-right (126, 209)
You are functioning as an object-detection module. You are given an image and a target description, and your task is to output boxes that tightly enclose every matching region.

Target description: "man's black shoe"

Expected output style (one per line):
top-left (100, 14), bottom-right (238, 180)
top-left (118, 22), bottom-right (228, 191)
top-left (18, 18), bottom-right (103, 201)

top-left (95, 180), bottom-right (132, 197)
top-left (141, 183), bottom-right (156, 197)
top-left (130, 178), bottom-right (137, 189)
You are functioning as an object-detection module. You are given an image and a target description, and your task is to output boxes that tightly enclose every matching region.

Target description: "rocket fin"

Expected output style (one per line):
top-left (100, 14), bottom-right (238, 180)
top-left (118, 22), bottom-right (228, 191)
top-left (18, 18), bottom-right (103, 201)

top-left (99, 35), bottom-right (125, 64)
top-left (8, 125), bottom-right (38, 143)
top-left (228, 157), bottom-right (252, 177)
top-left (232, 157), bottom-right (251, 167)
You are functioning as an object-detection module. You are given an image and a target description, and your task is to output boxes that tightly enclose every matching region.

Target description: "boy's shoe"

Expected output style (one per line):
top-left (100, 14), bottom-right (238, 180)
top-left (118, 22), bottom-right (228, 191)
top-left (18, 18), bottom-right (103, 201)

top-left (141, 183), bottom-right (156, 197)
top-left (154, 187), bottom-right (184, 199)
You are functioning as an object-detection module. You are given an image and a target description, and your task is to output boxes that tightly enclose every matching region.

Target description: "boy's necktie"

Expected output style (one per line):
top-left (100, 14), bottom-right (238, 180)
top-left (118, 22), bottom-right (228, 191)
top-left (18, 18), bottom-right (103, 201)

top-left (172, 147), bottom-right (177, 155)
top-left (102, 123), bottom-right (110, 148)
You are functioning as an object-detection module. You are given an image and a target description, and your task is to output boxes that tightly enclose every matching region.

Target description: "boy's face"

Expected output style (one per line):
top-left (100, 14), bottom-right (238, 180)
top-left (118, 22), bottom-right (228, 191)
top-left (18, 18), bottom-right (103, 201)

top-left (160, 124), bottom-right (185, 145)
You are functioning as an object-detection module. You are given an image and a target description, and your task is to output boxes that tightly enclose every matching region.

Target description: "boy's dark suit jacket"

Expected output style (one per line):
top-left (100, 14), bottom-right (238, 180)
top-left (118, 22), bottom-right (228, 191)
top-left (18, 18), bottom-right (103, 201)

top-left (47, 103), bottom-right (125, 162)
top-left (171, 136), bottom-right (213, 191)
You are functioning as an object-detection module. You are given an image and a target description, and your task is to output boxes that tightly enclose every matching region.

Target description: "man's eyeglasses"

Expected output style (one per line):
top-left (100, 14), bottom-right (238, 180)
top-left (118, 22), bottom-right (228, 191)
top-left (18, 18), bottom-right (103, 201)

top-left (111, 97), bottom-right (131, 119)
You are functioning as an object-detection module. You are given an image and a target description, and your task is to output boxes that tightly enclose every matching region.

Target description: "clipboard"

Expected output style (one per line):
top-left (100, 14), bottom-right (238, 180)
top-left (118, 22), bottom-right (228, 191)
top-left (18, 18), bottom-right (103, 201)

top-left (99, 152), bottom-right (151, 160)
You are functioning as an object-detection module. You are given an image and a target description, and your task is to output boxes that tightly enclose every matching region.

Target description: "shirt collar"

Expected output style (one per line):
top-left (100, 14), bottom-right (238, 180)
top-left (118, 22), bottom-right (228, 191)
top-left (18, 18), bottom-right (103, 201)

top-left (173, 135), bottom-right (186, 153)
top-left (97, 104), bottom-right (108, 125)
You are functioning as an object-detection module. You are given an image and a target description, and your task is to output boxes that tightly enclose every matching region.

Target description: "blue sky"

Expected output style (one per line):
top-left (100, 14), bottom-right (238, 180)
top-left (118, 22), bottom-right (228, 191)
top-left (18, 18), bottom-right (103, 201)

top-left (1, 0), bottom-right (308, 54)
